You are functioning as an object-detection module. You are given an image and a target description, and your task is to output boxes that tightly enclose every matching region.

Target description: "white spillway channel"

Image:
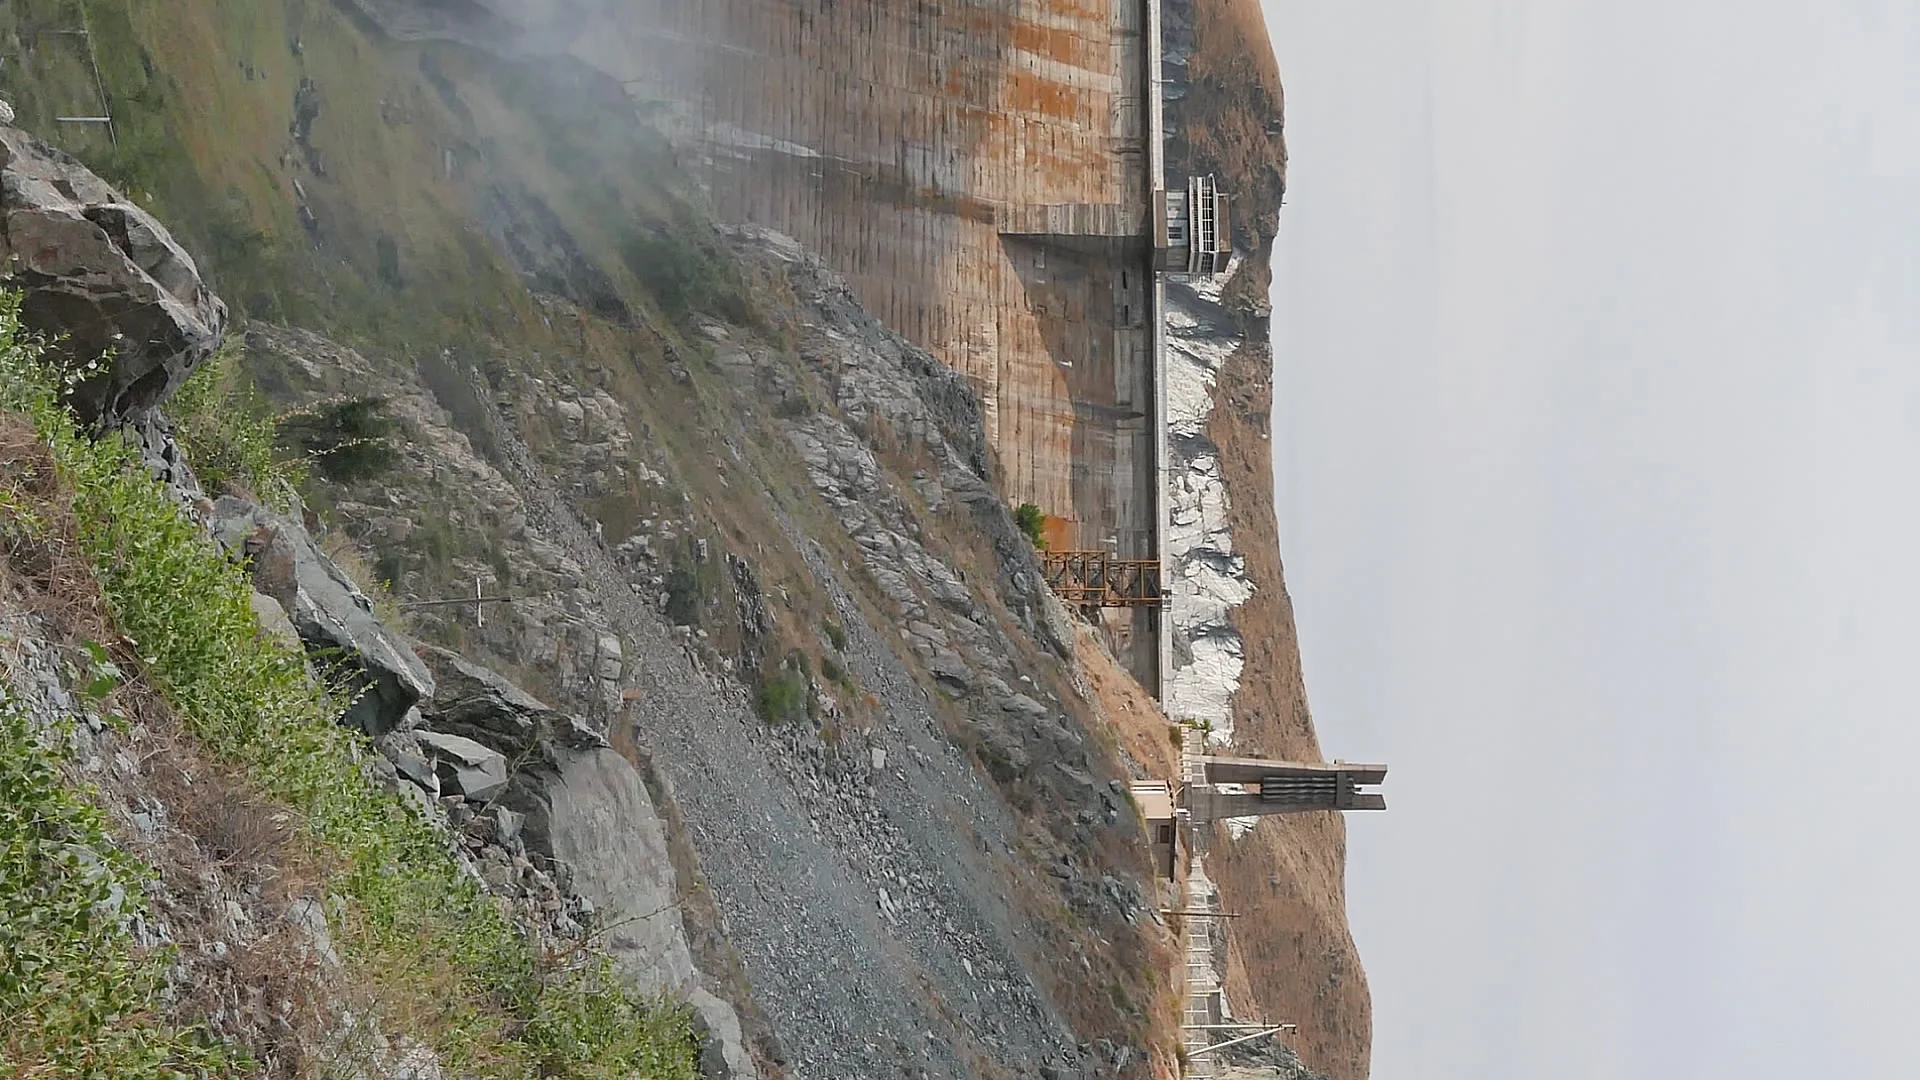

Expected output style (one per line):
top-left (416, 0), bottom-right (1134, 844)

top-left (1162, 256), bottom-right (1252, 746)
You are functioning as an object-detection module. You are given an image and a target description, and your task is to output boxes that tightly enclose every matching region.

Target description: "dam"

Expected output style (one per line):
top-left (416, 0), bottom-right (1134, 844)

top-left (592, 0), bottom-right (1227, 694)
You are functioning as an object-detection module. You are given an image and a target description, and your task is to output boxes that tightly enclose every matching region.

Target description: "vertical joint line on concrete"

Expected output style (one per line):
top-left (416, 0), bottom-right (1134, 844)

top-left (1145, 0), bottom-right (1170, 700)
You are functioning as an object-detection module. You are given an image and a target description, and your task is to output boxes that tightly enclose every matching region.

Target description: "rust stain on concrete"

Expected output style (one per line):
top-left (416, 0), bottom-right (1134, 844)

top-left (593, 0), bottom-right (1159, 684)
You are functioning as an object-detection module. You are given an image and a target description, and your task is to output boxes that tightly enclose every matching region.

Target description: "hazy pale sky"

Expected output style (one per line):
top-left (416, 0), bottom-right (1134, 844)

top-left (1261, 1), bottom-right (1920, 1076)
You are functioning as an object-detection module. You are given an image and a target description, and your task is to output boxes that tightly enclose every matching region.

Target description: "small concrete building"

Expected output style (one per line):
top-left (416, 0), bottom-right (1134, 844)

top-left (1131, 779), bottom-right (1179, 879)
top-left (1153, 174), bottom-right (1232, 276)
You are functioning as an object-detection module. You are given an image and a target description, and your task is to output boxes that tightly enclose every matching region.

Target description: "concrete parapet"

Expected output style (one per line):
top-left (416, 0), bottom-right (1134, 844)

top-left (1181, 757), bottom-right (1389, 823)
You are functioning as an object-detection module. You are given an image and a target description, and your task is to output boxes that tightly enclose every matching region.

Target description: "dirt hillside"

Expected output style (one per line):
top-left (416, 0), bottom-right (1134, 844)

top-left (1169, 3), bottom-right (1374, 1077)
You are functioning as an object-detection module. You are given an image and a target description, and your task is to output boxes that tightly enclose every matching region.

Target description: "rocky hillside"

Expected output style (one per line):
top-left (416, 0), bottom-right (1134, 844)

top-left (0, 0), bottom-right (1373, 1077)
top-left (0, 4), bottom-right (1186, 1078)
top-left (1163, 2), bottom-right (1375, 1078)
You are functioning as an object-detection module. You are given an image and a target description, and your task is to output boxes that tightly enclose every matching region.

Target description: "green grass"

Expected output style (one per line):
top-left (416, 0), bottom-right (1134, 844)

top-left (0, 295), bottom-right (696, 1077)
top-left (617, 226), bottom-right (755, 327)
top-left (0, 689), bottom-right (240, 1077)
top-left (755, 667), bottom-right (809, 726)
top-left (166, 342), bottom-right (307, 508)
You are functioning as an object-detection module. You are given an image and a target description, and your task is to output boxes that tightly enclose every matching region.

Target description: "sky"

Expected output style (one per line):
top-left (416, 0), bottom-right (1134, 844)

top-left (1259, 1), bottom-right (1920, 1076)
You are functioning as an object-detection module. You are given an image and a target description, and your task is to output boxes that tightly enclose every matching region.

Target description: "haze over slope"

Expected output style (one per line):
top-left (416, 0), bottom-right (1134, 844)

top-left (0, 0), bottom-right (1372, 1076)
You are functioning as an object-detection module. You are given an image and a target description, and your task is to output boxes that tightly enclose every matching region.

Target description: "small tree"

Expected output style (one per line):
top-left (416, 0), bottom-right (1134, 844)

top-left (276, 395), bottom-right (401, 483)
top-left (1013, 502), bottom-right (1046, 549)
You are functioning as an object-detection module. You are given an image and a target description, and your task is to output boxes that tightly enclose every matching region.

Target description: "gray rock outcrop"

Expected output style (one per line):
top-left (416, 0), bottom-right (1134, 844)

top-left (413, 644), bottom-right (603, 754)
top-left (1215, 1038), bottom-right (1335, 1080)
top-left (206, 496), bottom-right (433, 736)
top-left (0, 125), bottom-right (226, 422)
top-left (337, 0), bottom-right (604, 56)
top-left (542, 746), bottom-right (755, 1079)
top-left (414, 730), bottom-right (509, 802)
top-left (412, 646), bottom-right (756, 1079)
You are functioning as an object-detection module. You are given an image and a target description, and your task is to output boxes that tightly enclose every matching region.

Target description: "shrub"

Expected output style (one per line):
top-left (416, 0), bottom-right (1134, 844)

top-left (276, 395), bottom-right (402, 484)
top-left (167, 342), bottom-right (306, 508)
top-left (755, 667), bottom-right (809, 726)
top-left (821, 617), bottom-right (847, 652)
top-left (617, 228), bottom-right (752, 326)
top-left (1013, 502), bottom-right (1046, 548)
top-left (663, 564), bottom-right (703, 626)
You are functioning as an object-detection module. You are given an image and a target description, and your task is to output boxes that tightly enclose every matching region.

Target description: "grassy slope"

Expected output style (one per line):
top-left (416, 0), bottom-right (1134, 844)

top-left (0, 297), bottom-right (697, 1077)
top-left (1172, 3), bottom-right (1375, 1078)
top-left (1, 0), bottom-right (701, 341)
top-left (0, 0), bottom-right (773, 632)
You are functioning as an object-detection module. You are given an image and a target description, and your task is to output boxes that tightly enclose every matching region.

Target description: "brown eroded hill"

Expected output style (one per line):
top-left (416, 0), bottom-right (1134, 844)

top-left (1166, 2), bottom-right (1374, 1077)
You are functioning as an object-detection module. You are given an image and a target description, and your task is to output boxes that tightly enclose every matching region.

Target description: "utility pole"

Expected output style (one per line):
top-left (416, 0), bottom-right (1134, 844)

top-left (398, 578), bottom-right (512, 628)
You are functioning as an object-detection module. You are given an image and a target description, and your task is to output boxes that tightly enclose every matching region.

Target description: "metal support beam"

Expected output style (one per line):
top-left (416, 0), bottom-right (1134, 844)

top-left (1040, 549), bottom-right (1165, 607)
top-left (1189, 1026), bottom-right (1292, 1057)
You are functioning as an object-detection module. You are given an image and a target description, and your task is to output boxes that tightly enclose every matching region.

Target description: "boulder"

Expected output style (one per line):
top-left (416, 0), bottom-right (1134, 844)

top-left (249, 591), bottom-right (303, 652)
top-left (284, 897), bottom-right (341, 971)
top-left (207, 496), bottom-right (432, 736)
top-left (389, 745), bottom-right (439, 797)
top-left (412, 651), bottom-right (753, 1077)
top-left (383, 1039), bottom-right (444, 1080)
top-left (978, 729), bottom-right (1029, 782)
top-left (123, 412), bottom-right (203, 500)
top-left (413, 644), bottom-right (605, 755)
top-left (1033, 713), bottom-right (1083, 751)
top-left (686, 986), bottom-right (755, 1080)
top-left (0, 125), bottom-right (226, 423)
top-left (928, 651), bottom-right (973, 695)
top-left (416, 731), bottom-right (509, 803)
top-left (534, 743), bottom-right (757, 1078)
top-left (998, 692), bottom-right (1049, 718)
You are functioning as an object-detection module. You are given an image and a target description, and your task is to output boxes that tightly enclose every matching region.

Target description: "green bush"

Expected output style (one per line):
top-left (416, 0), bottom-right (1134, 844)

top-left (617, 228), bottom-right (752, 326)
top-left (276, 396), bottom-right (402, 484)
top-left (0, 294), bottom-right (695, 1078)
top-left (663, 564), bottom-right (703, 626)
top-left (755, 667), bottom-right (809, 726)
top-left (1013, 502), bottom-right (1047, 548)
top-left (166, 343), bottom-right (307, 508)
top-left (821, 618), bottom-right (847, 652)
